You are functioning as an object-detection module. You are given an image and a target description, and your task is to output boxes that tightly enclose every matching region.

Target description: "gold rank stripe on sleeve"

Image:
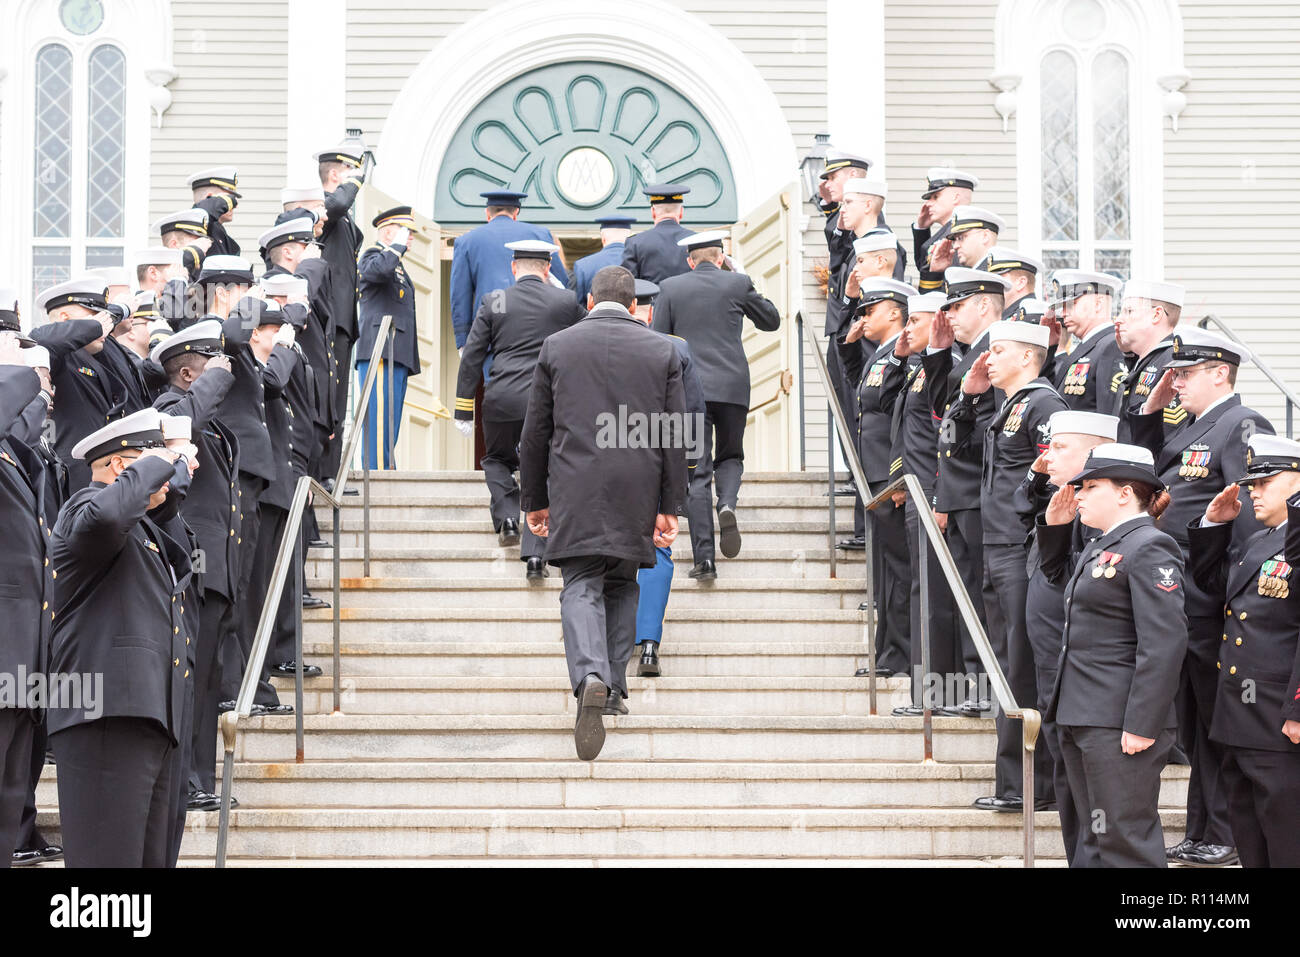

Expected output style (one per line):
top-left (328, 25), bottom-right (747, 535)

top-left (889, 457), bottom-right (903, 475)
top-left (454, 397), bottom-right (475, 411)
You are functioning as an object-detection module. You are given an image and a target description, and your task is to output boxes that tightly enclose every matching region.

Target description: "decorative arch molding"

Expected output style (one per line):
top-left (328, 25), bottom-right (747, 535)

top-left (376, 0), bottom-right (798, 220)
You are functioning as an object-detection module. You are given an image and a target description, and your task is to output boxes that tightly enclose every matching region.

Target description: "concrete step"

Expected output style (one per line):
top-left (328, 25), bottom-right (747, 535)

top-left (325, 495), bottom-right (850, 524)
top-left (301, 607), bottom-right (870, 643)
top-left (174, 857), bottom-right (1069, 867)
top-left (291, 641), bottom-right (875, 677)
top-left (340, 470), bottom-right (848, 499)
top-left (34, 806), bottom-right (1188, 861)
top-left (34, 761), bottom-right (1190, 811)
top-left (307, 577), bottom-right (869, 611)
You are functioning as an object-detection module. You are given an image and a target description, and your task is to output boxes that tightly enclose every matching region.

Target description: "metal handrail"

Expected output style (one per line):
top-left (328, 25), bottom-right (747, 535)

top-left (1197, 313), bottom-right (1296, 438)
top-left (802, 318), bottom-right (1040, 866)
top-left (215, 313), bottom-right (392, 867)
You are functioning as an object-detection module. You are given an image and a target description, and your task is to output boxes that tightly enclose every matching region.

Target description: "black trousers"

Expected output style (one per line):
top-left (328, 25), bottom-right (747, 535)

top-left (270, 515), bottom-right (309, 667)
top-left (166, 668), bottom-right (195, 866)
top-left (0, 709), bottom-right (35, 866)
top-left (320, 329), bottom-right (354, 479)
top-left (556, 555), bottom-right (640, 698)
top-left (1059, 724), bottom-right (1173, 868)
top-left (482, 418), bottom-right (544, 561)
top-left (51, 717), bottom-right (179, 868)
top-left (227, 496), bottom-right (283, 708)
top-left (1179, 617), bottom-right (1232, 845)
top-left (1221, 746), bottom-right (1300, 867)
top-left (904, 497), bottom-right (959, 706)
top-left (866, 482), bottom-right (910, 674)
top-left (191, 591), bottom-right (233, 794)
top-left (687, 401), bottom-right (748, 563)
top-left (984, 542), bottom-right (1054, 804)
top-left (944, 507), bottom-right (988, 682)
top-left (15, 715), bottom-right (49, 853)
top-left (825, 341), bottom-right (865, 538)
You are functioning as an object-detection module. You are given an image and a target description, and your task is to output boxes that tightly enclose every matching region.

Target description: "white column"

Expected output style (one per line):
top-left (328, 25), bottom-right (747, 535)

top-left (826, 0), bottom-right (886, 178)
top-left (285, 0), bottom-right (346, 185)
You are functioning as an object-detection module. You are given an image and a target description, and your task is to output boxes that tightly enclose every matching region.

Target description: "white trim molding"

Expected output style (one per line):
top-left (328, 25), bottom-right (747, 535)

top-left (376, 0), bottom-right (798, 218)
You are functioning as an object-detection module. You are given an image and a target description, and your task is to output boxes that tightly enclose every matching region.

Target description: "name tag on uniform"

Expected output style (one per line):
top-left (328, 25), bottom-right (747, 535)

top-left (1180, 443), bottom-right (1212, 480)
top-left (1259, 557), bottom-right (1291, 598)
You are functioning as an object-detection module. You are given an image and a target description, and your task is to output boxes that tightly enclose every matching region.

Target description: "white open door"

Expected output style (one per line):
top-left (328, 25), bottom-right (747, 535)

top-left (730, 184), bottom-right (799, 471)
top-left (356, 183), bottom-right (444, 470)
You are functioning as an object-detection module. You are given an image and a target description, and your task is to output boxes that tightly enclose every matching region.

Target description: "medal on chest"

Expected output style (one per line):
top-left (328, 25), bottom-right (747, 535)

top-left (1179, 443), bottom-right (1212, 480)
top-left (865, 359), bottom-right (887, 389)
top-left (1063, 359), bottom-right (1090, 396)
top-left (78, 366), bottom-right (96, 378)
top-left (1258, 556), bottom-right (1292, 598)
top-left (1002, 399), bottom-right (1027, 436)
top-left (909, 367), bottom-right (927, 393)
top-left (1134, 366), bottom-right (1160, 397)
top-left (1092, 551), bottom-right (1121, 578)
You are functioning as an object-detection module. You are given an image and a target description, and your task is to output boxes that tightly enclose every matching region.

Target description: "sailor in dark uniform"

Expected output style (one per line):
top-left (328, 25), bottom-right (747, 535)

top-left (1027, 409), bottom-right (1120, 864)
top-left (154, 208), bottom-right (213, 282)
top-left (48, 409), bottom-right (190, 867)
top-left (186, 254), bottom-right (254, 331)
top-left (1110, 279), bottom-right (1186, 441)
top-left (954, 320), bottom-right (1066, 812)
top-left (151, 320), bottom-right (242, 811)
top-left (1188, 435), bottom-right (1300, 867)
top-left (188, 166), bottom-right (242, 257)
top-left (571, 216), bottom-right (634, 304)
top-left (920, 267), bottom-right (1010, 705)
top-left (1128, 327), bottom-right (1273, 867)
top-left (978, 247), bottom-right (1042, 319)
top-left (1047, 269), bottom-right (1125, 413)
top-left (652, 231), bottom-right (781, 579)
top-left (356, 206), bottom-right (421, 469)
top-left (945, 205), bottom-right (1003, 270)
top-left (132, 247), bottom-right (192, 329)
top-left (621, 184), bottom-right (696, 284)
top-left (1047, 443), bottom-right (1187, 868)
top-left (911, 167), bottom-right (979, 294)
top-left (454, 240), bottom-right (585, 581)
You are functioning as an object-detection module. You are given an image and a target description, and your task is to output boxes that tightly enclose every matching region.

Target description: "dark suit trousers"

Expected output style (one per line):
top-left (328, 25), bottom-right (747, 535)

top-left (984, 542), bottom-right (1053, 803)
top-left (557, 556), bottom-right (640, 698)
top-left (904, 498), bottom-right (958, 706)
top-left (166, 670), bottom-right (195, 866)
top-left (945, 508), bottom-right (988, 682)
top-left (232, 500), bottom-right (285, 708)
top-left (1059, 724), bottom-right (1173, 868)
top-left (825, 340), bottom-right (865, 538)
top-left (16, 715), bottom-right (48, 852)
top-left (687, 401), bottom-right (748, 563)
top-left (320, 329), bottom-right (353, 478)
top-left (1221, 747), bottom-right (1300, 867)
top-left (482, 418), bottom-right (544, 561)
top-left (867, 483), bottom-right (910, 674)
top-left (1179, 615), bottom-right (1232, 845)
top-left (51, 717), bottom-right (179, 868)
top-left (0, 710), bottom-right (34, 865)
top-left (270, 519), bottom-right (309, 666)
top-left (191, 592), bottom-right (233, 794)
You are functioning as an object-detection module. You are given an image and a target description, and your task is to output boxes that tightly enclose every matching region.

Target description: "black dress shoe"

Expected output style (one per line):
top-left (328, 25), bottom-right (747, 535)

top-left (637, 642), bottom-right (661, 677)
top-left (307, 538), bottom-right (329, 549)
top-left (836, 535), bottom-right (866, 551)
top-left (12, 848), bottom-right (45, 867)
top-left (688, 560), bottom-right (717, 581)
top-left (574, 676), bottom-right (608, 761)
top-left (603, 691), bottom-right (629, 716)
top-left (271, 661), bottom-right (323, 678)
top-left (1176, 843), bottom-right (1239, 867)
top-left (217, 699), bottom-right (236, 713)
top-left (498, 519), bottom-right (521, 548)
top-left (824, 484), bottom-right (857, 497)
top-left (302, 592), bottom-right (330, 609)
top-left (891, 705), bottom-right (924, 716)
top-left (957, 698), bottom-right (993, 718)
top-left (37, 843), bottom-right (63, 862)
top-left (526, 557), bottom-right (547, 583)
top-left (717, 505), bottom-right (742, 559)
top-left (250, 703), bottom-right (294, 716)
top-left (1166, 837), bottom-right (1197, 860)
top-left (854, 666), bottom-right (896, 678)
top-left (972, 795), bottom-right (1023, 812)
top-left (187, 789), bottom-right (222, 812)
top-left (934, 704), bottom-right (967, 717)
top-left (343, 487), bottom-right (359, 496)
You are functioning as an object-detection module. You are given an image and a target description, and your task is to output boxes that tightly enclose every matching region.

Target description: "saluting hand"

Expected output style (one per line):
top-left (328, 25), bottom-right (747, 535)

top-left (1142, 370), bottom-right (1178, 415)
top-left (845, 269), bottom-right (862, 299)
top-left (928, 238), bottom-right (954, 273)
top-left (895, 328), bottom-right (914, 358)
top-left (1283, 719), bottom-right (1300, 745)
top-left (930, 309), bottom-right (955, 351)
top-left (653, 513), bottom-right (678, 547)
top-left (1031, 453), bottom-right (1049, 475)
top-left (1121, 731), bottom-right (1155, 755)
top-left (527, 508), bottom-right (549, 538)
top-left (1040, 309), bottom-right (1062, 348)
top-left (1205, 483), bottom-right (1242, 524)
top-left (962, 351), bottom-right (992, 395)
top-left (204, 354), bottom-right (232, 375)
top-left (1044, 485), bottom-right (1078, 525)
top-left (844, 318), bottom-right (868, 344)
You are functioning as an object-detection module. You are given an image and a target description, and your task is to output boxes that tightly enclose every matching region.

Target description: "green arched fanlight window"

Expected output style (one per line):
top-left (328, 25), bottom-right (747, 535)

top-left (434, 61), bottom-right (737, 226)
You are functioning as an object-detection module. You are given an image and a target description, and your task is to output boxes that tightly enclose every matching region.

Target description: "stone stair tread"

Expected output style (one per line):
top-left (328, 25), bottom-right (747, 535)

top-left (297, 640), bottom-right (876, 656)
top-left (173, 857), bottom-right (1068, 867)
top-left (233, 713), bottom-right (1002, 731)
top-left (320, 519), bottom-right (853, 532)
top-left (318, 577), bottom-right (867, 592)
top-left (307, 607), bottom-right (866, 622)
top-left (269, 675), bottom-right (904, 691)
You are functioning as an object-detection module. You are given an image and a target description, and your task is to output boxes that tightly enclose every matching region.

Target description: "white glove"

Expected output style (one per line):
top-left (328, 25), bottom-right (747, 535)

top-left (391, 227), bottom-right (411, 249)
top-left (272, 324), bottom-right (296, 347)
top-left (455, 419), bottom-right (473, 437)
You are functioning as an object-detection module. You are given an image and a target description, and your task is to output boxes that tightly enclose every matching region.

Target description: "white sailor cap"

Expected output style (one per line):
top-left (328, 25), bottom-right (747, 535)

top-left (1048, 410), bottom-right (1120, 441)
top-left (980, 246), bottom-right (1043, 276)
top-left (35, 277), bottom-right (109, 315)
top-left (151, 318), bottom-right (225, 366)
top-left (281, 185), bottom-right (326, 206)
top-left (258, 217), bottom-right (316, 251)
top-left (1165, 327), bottom-right (1251, 368)
top-left (1122, 279), bottom-right (1185, 308)
top-left (197, 255), bottom-right (255, 285)
top-left (132, 247), bottom-right (184, 270)
top-left (1237, 434), bottom-right (1300, 483)
top-left (153, 208), bottom-right (209, 238)
top-left (313, 145), bottom-right (364, 168)
top-left (1010, 297), bottom-right (1050, 324)
top-left (87, 267), bottom-right (132, 289)
top-left (855, 278), bottom-right (918, 315)
top-left (853, 231), bottom-right (899, 257)
top-left (842, 177), bottom-right (888, 199)
top-left (1049, 269), bottom-right (1123, 304)
top-left (988, 319), bottom-right (1050, 349)
top-left (24, 345), bottom-right (50, 369)
top-left (71, 407), bottom-right (168, 463)
top-left (505, 239), bottom-right (560, 260)
top-left (949, 205), bottom-right (1004, 235)
top-left (1069, 442), bottom-right (1161, 489)
top-left (677, 231), bottom-right (727, 252)
top-left (907, 291), bottom-right (948, 315)
top-left (261, 273), bottom-right (310, 299)
top-left (941, 267), bottom-right (1011, 308)
top-left (160, 414), bottom-right (192, 442)
top-left (923, 167), bottom-right (980, 197)
top-left (819, 149), bottom-right (872, 180)
top-left (188, 166), bottom-right (240, 196)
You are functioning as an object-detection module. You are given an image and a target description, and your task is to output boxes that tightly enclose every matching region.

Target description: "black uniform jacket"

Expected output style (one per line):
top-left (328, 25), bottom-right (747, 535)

top-left (356, 242), bottom-right (420, 375)
top-left (652, 261), bottom-right (781, 407)
top-left (520, 304), bottom-right (688, 569)
top-left (912, 220), bottom-right (952, 293)
top-left (321, 180), bottom-right (364, 343)
top-left (854, 334), bottom-right (907, 486)
top-left (1052, 324), bottom-right (1125, 413)
top-left (220, 315), bottom-right (297, 491)
top-left (1110, 339), bottom-right (1184, 441)
top-left (48, 455), bottom-right (191, 743)
top-left (889, 356), bottom-right (940, 490)
top-left (620, 219), bottom-right (695, 284)
top-left (194, 194), bottom-right (240, 258)
top-left (1189, 513), bottom-right (1300, 752)
top-left (1045, 516), bottom-right (1188, 738)
top-left (455, 274), bottom-right (585, 423)
top-left (922, 331), bottom-right (1002, 513)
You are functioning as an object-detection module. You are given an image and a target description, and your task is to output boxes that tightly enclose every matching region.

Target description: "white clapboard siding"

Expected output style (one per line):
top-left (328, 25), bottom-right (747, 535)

top-left (1164, 0), bottom-right (1300, 429)
top-left (147, 0), bottom-right (289, 255)
top-left (799, 207), bottom-right (834, 469)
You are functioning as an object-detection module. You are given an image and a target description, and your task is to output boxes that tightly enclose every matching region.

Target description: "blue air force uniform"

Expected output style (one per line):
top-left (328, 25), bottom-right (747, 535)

top-left (570, 216), bottom-right (636, 304)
